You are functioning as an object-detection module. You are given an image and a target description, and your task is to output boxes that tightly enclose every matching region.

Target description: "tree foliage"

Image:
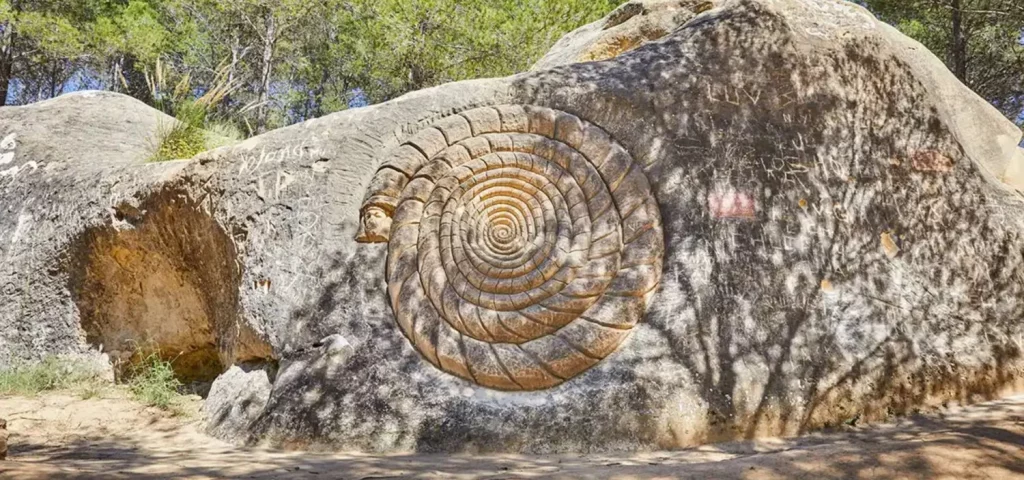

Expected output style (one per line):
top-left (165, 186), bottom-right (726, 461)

top-left (0, 0), bottom-right (619, 134)
top-left (4, 1), bottom-right (1016, 136)
top-left (860, 0), bottom-right (1024, 123)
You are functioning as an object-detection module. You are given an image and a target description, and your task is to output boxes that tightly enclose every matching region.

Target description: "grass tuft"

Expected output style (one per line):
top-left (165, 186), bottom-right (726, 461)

top-left (0, 356), bottom-right (106, 397)
top-left (1, 349), bottom-right (190, 416)
top-left (125, 352), bottom-right (185, 412)
top-left (150, 101), bottom-right (211, 162)
top-left (146, 58), bottom-right (240, 162)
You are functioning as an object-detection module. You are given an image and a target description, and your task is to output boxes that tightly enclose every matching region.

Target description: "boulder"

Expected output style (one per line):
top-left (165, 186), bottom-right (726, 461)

top-left (0, 418), bottom-right (7, 460)
top-left (3, 0), bottom-right (1024, 453)
top-left (203, 365), bottom-right (273, 443)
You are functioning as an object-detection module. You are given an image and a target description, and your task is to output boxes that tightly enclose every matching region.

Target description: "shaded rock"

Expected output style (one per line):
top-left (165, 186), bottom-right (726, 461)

top-left (3, 0), bottom-right (1024, 454)
top-left (0, 90), bottom-right (271, 380)
top-left (0, 92), bottom-right (188, 368)
top-left (316, 334), bottom-right (355, 367)
top-left (0, 418), bottom-right (7, 460)
top-left (204, 365), bottom-right (273, 443)
top-left (534, 0), bottom-right (713, 70)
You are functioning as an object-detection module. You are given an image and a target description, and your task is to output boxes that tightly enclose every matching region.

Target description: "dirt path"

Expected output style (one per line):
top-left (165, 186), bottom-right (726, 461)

top-left (1, 391), bottom-right (1022, 479)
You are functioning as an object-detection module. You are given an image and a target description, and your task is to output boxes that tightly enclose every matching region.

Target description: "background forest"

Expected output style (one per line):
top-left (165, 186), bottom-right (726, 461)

top-left (0, 0), bottom-right (1020, 143)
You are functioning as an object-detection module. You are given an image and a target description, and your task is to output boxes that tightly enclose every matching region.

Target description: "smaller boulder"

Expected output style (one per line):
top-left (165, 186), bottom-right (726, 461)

top-left (203, 366), bottom-right (272, 443)
top-left (0, 418), bottom-right (8, 460)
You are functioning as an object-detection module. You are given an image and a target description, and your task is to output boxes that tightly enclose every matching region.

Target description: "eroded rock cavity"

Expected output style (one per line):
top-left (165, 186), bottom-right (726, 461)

top-left (68, 189), bottom-right (271, 383)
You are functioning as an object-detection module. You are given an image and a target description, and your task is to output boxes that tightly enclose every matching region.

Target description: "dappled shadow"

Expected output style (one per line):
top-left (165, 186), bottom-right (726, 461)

top-left (4, 396), bottom-right (1024, 479)
top-left (513, 0), bottom-right (1024, 449)
top-left (196, 0), bottom-right (1024, 459)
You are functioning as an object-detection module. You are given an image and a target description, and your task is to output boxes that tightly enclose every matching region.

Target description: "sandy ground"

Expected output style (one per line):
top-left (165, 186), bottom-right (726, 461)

top-left (0, 391), bottom-right (1022, 479)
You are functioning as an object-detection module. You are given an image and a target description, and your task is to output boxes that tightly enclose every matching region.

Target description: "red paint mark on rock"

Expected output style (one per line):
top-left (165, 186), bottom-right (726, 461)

top-left (910, 150), bottom-right (954, 173)
top-left (708, 188), bottom-right (756, 219)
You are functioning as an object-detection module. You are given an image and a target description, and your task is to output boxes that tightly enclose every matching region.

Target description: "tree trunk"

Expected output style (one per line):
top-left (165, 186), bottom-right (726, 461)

top-left (120, 55), bottom-right (154, 105)
top-left (0, 24), bottom-right (17, 107)
top-left (229, 41), bottom-right (240, 87)
top-left (256, 10), bottom-right (276, 134)
top-left (950, 0), bottom-right (968, 81)
top-left (48, 60), bottom-right (57, 99)
top-left (111, 56), bottom-right (122, 91)
top-left (312, 67), bottom-right (329, 119)
top-left (0, 59), bottom-right (13, 107)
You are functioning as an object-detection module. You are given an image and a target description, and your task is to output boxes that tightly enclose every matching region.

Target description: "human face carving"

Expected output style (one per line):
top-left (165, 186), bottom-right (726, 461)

top-left (355, 206), bottom-right (391, 243)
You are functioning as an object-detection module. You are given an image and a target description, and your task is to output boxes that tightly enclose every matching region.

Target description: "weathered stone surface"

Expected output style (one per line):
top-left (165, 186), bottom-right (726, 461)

top-left (203, 365), bottom-right (273, 443)
top-left (0, 91), bottom-right (189, 364)
top-left (3, 0), bottom-right (1024, 454)
top-left (533, 0), bottom-right (712, 70)
top-left (0, 91), bottom-right (270, 380)
top-left (0, 418), bottom-right (7, 460)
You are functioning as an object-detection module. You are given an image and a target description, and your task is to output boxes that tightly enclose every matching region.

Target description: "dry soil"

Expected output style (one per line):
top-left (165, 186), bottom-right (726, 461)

top-left (0, 391), bottom-right (1022, 479)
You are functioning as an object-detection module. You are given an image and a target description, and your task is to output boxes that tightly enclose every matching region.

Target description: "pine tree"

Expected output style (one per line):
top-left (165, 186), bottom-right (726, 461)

top-left (861, 0), bottom-right (1024, 122)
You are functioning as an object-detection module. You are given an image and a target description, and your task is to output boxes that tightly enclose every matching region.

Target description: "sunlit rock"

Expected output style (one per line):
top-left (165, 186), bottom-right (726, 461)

top-left (2, 0), bottom-right (1024, 453)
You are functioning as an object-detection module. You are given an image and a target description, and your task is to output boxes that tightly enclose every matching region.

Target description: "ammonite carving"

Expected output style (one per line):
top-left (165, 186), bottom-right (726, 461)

top-left (357, 105), bottom-right (664, 390)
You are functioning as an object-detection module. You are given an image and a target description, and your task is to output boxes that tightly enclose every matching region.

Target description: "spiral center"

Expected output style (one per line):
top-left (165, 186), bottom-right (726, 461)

top-left (377, 104), bottom-right (664, 391)
top-left (409, 132), bottom-right (625, 342)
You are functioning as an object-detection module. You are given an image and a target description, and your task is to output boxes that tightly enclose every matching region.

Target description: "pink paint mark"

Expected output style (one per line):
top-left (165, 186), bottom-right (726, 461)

top-left (708, 188), bottom-right (756, 219)
top-left (910, 150), bottom-right (954, 173)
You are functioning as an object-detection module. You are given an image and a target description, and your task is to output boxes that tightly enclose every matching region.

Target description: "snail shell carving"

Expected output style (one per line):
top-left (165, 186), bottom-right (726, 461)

top-left (358, 105), bottom-right (664, 390)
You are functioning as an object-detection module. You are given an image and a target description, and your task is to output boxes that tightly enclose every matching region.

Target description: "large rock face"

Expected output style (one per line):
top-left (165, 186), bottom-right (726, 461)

top-left (3, 0), bottom-right (1024, 452)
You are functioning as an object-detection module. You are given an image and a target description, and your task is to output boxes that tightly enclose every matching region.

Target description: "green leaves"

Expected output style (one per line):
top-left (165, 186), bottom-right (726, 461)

top-left (0, 0), bottom-right (620, 130)
top-left (86, 1), bottom-right (171, 64)
top-left (115, 1), bottom-right (171, 63)
top-left (333, 0), bottom-right (618, 104)
top-left (861, 0), bottom-right (1024, 123)
top-left (16, 10), bottom-right (85, 58)
top-left (3, 0), bottom-right (1014, 130)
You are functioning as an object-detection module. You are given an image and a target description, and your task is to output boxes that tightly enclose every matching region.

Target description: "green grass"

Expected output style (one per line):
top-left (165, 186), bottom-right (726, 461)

top-left (145, 59), bottom-right (241, 162)
top-left (150, 123), bottom-right (209, 162)
top-left (0, 356), bottom-right (106, 397)
top-left (125, 352), bottom-right (185, 412)
top-left (0, 351), bottom-right (189, 415)
top-left (149, 101), bottom-right (212, 162)
top-left (205, 119), bottom-right (245, 149)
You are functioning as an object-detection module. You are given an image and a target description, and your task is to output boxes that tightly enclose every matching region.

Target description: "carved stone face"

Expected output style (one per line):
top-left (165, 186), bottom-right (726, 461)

top-left (355, 206), bottom-right (391, 243)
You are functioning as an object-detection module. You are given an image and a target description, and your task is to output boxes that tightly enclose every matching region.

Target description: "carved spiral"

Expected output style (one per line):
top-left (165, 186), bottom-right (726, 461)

top-left (362, 105), bottom-right (664, 390)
